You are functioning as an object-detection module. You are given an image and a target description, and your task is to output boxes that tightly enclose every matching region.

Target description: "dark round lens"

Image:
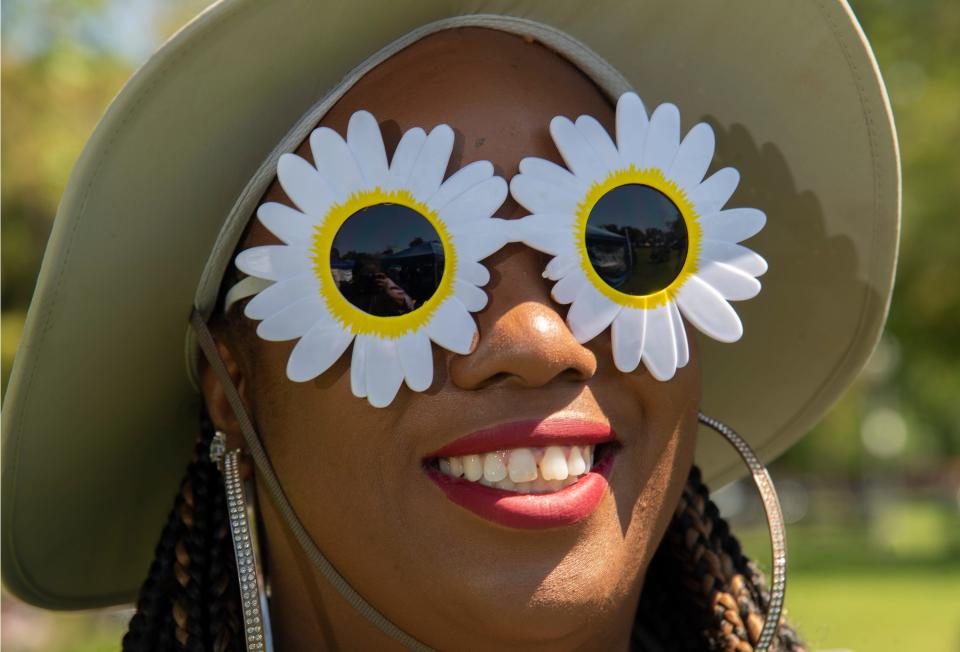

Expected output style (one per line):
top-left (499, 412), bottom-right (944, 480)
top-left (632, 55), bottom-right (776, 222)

top-left (584, 184), bottom-right (688, 295)
top-left (330, 203), bottom-right (445, 316)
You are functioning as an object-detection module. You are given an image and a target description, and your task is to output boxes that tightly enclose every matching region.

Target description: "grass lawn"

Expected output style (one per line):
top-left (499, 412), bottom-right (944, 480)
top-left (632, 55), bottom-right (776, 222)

top-left (732, 503), bottom-right (960, 652)
top-left (786, 567), bottom-right (960, 651)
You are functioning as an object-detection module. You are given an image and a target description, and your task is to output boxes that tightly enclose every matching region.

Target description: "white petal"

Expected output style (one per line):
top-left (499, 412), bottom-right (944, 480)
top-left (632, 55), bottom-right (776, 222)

top-left (690, 167), bottom-right (740, 215)
top-left (350, 336), bottom-right (368, 398)
top-left (257, 202), bottom-right (315, 246)
top-left (699, 240), bottom-right (768, 277)
top-left (453, 219), bottom-right (511, 262)
top-left (669, 301), bottom-right (690, 368)
top-left (695, 261), bottom-right (762, 301)
top-left (641, 305), bottom-right (678, 381)
top-left (459, 260), bottom-right (490, 287)
top-left (396, 331), bottom-right (434, 392)
top-left (518, 157), bottom-right (586, 193)
top-left (669, 123), bottom-right (715, 193)
top-left (543, 252), bottom-right (578, 281)
top-left (235, 245), bottom-right (310, 281)
top-left (616, 92), bottom-right (649, 168)
top-left (676, 275), bottom-right (743, 343)
top-left (698, 208), bottom-right (766, 244)
top-left (566, 286), bottom-right (622, 343)
top-left (428, 160), bottom-right (494, 210)
top-left (575, 115), bottom-right (620, 170)
top-left (641, 103), bottom-right (681, 173)
top-left (286, 320), bottom-right (354, 382)
top-left (256, 296), bottom-right (327, 341)
top-left (454, 280), bottom-right (488, 312)
top-left (276, 153), bottom-right (335, 218)
top-left (387, 127), bottom-right (426, 189)
top-left (509, 169), bottom-right (582, 216)
top-left (310, 127), bottom-right (364, 203)
top-left (549, 116), bottom-right (606, 184)
top-left (611, 307), bottom-right (645, 373)
top-left (347, 110), bottom-right (389, 188)
top-left (424, 297), bottom-right (477, 354)
top-left (408, 124), bottom-right (454, 202)
top-left (439, 177), bottom-right (507, 225)
top-left (244, 274), bottom-right (318, 320)
top-left (515, 213), bottom-right (577, 257)
top-left (550, 270), bottom-right (586, 305)
top-left (364, 337), bottom-right (405, 407)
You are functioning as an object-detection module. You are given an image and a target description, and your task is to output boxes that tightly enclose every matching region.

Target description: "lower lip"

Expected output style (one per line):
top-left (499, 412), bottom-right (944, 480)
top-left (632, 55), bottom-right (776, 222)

top-left (425, 452), bottom-right (616, 529)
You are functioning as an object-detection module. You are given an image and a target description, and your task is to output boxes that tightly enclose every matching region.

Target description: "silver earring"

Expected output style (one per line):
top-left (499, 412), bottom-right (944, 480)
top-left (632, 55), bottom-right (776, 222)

top-left (698, 412), bottom-right (786, 652)
top-left (211, 431), bottom-right (275, 652)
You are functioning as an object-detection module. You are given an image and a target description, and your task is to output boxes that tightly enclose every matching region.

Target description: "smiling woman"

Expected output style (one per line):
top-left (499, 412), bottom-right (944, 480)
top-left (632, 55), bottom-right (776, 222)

top-left (0, 2), bottom-right (899, 651)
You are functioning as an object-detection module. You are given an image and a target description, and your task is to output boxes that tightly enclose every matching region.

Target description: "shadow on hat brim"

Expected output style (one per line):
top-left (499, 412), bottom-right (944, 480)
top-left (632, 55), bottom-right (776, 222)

top-left (1, 0), bottom-right (898, 609)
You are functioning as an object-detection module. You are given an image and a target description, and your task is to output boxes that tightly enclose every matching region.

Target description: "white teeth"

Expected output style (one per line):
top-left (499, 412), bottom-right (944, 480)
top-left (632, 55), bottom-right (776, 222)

top-left (508, 448), bottom-right (538, 483)
top-left (436, 444), bottom-right (601, 493)
top-left (483, 452), bottom-right (508, 482)
top-left (463, 454), bottom-right (483, 481)
top-left (567, 447), bottom-right (587, 476)
top-left (540, 446), bottom-right (568, 481)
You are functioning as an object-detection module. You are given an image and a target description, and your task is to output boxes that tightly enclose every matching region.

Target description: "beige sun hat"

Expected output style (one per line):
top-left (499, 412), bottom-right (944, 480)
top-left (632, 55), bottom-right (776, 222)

top-left (1, 0), bottom-right (898, 610)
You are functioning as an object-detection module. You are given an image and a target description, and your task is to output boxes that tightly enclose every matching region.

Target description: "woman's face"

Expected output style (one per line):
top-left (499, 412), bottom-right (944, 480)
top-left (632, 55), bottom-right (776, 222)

top-left (206, 28), bottom-right (701, 650)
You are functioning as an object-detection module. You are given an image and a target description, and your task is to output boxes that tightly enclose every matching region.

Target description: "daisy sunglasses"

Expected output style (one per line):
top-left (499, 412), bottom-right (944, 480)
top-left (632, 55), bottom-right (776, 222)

top-left (227, 92), bottom-right (767, 407)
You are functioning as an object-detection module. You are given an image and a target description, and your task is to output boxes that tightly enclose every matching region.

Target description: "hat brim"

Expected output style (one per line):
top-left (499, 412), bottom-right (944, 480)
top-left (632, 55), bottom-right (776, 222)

top-left (1, 0), bottom-right (899, 608)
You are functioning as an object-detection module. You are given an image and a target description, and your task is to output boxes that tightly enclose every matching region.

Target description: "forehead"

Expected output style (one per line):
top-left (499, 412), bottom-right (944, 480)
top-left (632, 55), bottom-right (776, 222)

top-left (254, 27), bottom-right (615, 223)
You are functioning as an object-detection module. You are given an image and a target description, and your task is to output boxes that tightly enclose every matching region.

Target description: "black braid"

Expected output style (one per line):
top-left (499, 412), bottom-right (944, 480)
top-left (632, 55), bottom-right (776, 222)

top-left (634, 465), bottom-right (808, 651)
top-left (122, 411), bottom-right (242, 652)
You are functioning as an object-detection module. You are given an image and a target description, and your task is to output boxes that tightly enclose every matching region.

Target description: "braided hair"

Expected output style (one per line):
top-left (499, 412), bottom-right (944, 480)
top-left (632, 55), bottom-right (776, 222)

top-left (633, 465), bottom-right (807, 651)
top-left (123, 415), bottom-right (807, 651)
top-left (122, 413), bottom-right (243, 652)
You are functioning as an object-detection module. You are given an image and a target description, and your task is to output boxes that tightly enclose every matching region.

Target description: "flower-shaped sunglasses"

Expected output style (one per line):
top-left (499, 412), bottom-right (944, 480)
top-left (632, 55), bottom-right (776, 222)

top-left (228, 92), bottom-right (767, 407)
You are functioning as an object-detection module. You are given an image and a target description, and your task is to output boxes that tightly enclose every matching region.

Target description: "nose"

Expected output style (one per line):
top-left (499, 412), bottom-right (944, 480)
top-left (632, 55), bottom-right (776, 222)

top-left (448, 243), bottom-right (597, 390)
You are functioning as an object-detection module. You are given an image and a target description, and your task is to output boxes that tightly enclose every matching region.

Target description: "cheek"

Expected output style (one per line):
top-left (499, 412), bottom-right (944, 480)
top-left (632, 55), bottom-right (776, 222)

top-left (585, 335), bottom-right (700, 579)
top-left (249, 342), bottom-right (419, 494)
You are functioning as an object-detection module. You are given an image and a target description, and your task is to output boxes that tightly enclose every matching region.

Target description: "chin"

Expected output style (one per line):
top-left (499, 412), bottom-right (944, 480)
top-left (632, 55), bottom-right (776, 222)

top-left (412, 488), bottom-right (641, 646)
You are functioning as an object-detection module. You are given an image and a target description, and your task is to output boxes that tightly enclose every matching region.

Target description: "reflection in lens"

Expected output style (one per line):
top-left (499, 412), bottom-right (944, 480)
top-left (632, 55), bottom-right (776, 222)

top-left (330, 203), bottom-right (445, 316)
top-left (584, 184), bottom-right (688, 295)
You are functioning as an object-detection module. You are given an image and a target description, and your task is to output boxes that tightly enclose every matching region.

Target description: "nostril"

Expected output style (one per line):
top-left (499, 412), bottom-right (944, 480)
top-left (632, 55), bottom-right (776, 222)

top-left (557, 366), bottom-right (592, 383)
top-left (472, 371), bottom-right (514, 390)
top-left (470, 367), bottom-right (590, 390)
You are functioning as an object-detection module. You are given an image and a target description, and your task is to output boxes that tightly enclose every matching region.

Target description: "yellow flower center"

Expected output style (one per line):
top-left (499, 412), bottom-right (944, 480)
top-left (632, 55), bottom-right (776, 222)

top-left (574, 166), bottom-right (701, 309)
top-left (310, 188), bottom-right (457, 337)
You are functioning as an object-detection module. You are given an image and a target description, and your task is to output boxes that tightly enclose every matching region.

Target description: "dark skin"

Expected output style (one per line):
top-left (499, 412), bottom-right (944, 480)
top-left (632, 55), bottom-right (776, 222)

top-left (202, 28), bottom-right (700, 651)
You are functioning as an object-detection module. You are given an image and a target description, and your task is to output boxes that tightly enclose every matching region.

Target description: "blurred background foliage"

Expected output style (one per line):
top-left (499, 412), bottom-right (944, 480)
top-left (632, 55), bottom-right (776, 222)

top-left (1, 0), bottom-right (958, 650)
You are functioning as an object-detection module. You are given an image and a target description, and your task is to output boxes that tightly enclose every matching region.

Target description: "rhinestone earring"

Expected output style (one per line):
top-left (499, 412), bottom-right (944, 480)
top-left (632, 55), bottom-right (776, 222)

top-left (698, 412), bottom-right (787, 652)
top-left (211, 431), bottom-right (275, 652)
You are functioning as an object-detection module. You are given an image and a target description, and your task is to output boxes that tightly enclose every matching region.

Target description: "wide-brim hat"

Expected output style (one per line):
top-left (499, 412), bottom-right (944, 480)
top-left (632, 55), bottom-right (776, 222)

top-left (1, 0), bottom-right (898, 610)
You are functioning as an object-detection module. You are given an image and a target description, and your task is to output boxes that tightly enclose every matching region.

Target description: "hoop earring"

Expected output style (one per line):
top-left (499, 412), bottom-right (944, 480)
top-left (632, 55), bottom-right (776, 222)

top-left (698, 412), bottom-right (786, 652)
top-left (211, 431), bottom-right (275, 652)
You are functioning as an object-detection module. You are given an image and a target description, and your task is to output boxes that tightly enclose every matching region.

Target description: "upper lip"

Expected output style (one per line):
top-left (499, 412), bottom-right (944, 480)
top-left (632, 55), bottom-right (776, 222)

top-left (426, 417), bottom-right (616, 459)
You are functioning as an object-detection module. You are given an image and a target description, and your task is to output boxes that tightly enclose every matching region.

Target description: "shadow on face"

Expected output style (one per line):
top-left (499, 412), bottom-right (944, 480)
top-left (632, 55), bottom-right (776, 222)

top-left (208, 26), bottom-right (701, 650)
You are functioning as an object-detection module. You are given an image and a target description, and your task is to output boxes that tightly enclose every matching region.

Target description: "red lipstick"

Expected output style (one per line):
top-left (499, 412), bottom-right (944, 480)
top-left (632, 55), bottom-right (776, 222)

top-left (424, 418), bottom-right (618, 529)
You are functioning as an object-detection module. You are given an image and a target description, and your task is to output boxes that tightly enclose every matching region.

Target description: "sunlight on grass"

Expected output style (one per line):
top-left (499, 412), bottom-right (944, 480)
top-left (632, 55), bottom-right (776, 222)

top-left (788, 570), bottom-right (960, 652)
